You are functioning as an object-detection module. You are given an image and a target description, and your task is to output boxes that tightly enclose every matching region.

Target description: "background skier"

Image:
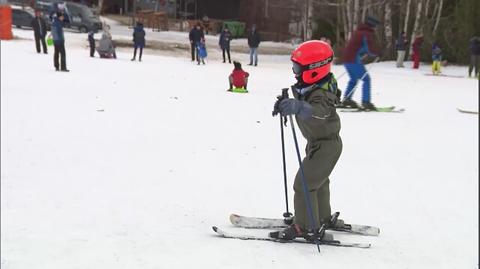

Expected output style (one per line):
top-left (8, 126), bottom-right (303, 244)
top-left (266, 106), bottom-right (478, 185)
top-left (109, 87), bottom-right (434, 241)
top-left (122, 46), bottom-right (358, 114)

top-left (88, 30), bottom-right (95, 57)
top-left (395, 31), bottom-right (408, 67)
top-left (412, 33), bottom-right (423, 69)
top-left (340, 16), bottom-right (380, 110)
top-left (469, 36), bottom-right (480, 78)
top-left (431, 42), bottom-right (442, 75)
top-left (270, 40), bottom-right (344, 242)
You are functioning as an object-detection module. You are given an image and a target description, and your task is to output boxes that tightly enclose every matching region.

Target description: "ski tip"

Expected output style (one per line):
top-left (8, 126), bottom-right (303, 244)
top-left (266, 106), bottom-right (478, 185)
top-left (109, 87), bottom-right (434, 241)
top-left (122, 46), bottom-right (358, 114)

top-left (212, 226), bottom-right (219, 232)
top-left (229, 214), bottom-right (240, 223)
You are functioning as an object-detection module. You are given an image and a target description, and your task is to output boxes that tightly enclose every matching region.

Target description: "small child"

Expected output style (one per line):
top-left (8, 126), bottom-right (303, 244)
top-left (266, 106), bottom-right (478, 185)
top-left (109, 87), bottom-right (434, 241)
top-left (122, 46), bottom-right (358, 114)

top-left (432, 43), bottom-right (442, 75)
top-left (228, 61), bottom-right (249, 92)
top-left (88, 30), bottom-right (95, 57)
top-left (197, 37), bottom-right (207, 65)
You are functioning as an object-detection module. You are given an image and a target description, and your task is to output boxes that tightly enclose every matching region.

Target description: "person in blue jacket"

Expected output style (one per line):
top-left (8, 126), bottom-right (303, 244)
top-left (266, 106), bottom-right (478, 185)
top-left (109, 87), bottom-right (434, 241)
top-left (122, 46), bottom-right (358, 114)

top-left (431, 42), bottom-right (442, 75)
top-left (340, 16), bottom-right (380, 110)
top-left (51, 12), bottom-right (69, 72)
top-left (131, 22), bottom-right (146, 61)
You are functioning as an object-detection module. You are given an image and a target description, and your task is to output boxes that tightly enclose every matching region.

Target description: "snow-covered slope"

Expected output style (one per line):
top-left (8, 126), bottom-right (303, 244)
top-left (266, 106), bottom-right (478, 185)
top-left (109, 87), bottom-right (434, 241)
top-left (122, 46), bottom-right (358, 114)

top-left (1, 30), bottom-right (478, 269)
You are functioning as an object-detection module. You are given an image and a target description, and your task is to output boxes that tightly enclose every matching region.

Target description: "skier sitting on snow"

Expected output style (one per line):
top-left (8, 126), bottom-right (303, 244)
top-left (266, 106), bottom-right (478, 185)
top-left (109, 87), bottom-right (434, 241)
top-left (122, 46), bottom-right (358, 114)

top-left (271, 40), bottom-right (344, 242)
top-left (227, 61), bottom-right (249, 92)
top-left (340, 16), bottom-right (381, 110)
top-left (96, 32), bottom-right (116, 59)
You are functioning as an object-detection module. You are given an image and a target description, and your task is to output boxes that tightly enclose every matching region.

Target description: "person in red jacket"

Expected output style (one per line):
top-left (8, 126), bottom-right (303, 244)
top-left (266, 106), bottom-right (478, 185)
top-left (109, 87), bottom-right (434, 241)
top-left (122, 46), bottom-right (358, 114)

top-left (228, 61), bottom-right (249, 91)
top-left (412, 34), bottom-right (423, 69)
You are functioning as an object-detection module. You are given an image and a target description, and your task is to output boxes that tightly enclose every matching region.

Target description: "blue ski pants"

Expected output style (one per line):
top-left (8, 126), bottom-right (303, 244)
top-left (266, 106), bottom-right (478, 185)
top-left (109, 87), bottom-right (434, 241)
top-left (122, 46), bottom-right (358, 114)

top-left (344, 63), bottom-right (371, 103)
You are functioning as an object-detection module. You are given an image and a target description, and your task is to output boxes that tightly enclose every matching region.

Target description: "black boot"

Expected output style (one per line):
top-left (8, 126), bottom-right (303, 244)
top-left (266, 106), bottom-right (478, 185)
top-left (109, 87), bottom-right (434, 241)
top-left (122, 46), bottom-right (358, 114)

top-left (269, 224), bottom-right (303, 240)
top-left (339, 98), bottom-right (359, 108)
top-left (361, 102), bottom-right (377, 111)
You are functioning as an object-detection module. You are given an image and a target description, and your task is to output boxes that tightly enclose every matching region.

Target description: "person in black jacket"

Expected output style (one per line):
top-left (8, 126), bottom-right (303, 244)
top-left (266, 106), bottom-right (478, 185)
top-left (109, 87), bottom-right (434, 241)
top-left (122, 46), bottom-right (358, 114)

top-left (247, 24), bottom-right (261, 66)
top-left (88, 30), bottom-right (95, 57)
top-left (469, 36), bottom-right (480, 78)
top-left (189, 23), bottom-right (204, 62)
top-left (31, 10), bottom-right (48, 54)
top-left (219, 26), bottom-right (232, 63)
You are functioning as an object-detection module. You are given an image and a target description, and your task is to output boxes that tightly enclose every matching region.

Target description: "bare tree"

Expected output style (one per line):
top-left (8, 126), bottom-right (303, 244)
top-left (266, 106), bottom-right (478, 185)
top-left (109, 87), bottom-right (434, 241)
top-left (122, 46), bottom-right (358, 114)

top-left (342, 0), bottom-right (349, 41)
top-left (96, 0), bottom-right (104, 14)
top-left (384, 0), bottom-right (393, 57)
top-left (361, 0), bottom-right (370, 23)
top-left (409, 0), bottom-right (423, 57)
top-left (353, 0), bottom-right (360, 30)
top-left (345, 0), bottom-right (353, 39)
top-left (433, 0), bottom-right (443, 35)
top-left (403, 0), bottom-right (412, 33)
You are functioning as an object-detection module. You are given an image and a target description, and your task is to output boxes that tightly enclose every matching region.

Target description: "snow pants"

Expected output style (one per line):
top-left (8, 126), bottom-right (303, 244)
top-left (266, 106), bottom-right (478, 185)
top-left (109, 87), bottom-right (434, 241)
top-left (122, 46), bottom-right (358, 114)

top-left (412, 52), bottom-right (420, 69)
top-left (396, 50), bottom-right (405, 67)
top-left (469, 55), bottom-right (479, 77)
top-left (432, 60), bottom-right (441, 74)
top-left (294, 136), bottom-right (342, 230)
top-left (344, 63), bottom-right (371, 103)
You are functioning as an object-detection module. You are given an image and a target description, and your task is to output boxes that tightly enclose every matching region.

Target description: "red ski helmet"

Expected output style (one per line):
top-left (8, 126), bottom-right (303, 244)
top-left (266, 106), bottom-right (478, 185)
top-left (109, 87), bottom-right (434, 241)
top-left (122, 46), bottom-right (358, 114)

top-left (291, 40), bottom-right (334, 84)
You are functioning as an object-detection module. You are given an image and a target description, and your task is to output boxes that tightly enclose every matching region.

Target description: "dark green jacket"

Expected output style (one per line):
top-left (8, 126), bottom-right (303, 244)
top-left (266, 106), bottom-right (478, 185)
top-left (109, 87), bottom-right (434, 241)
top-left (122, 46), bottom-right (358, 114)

top-left (291, 74), bottom-right (341, 155)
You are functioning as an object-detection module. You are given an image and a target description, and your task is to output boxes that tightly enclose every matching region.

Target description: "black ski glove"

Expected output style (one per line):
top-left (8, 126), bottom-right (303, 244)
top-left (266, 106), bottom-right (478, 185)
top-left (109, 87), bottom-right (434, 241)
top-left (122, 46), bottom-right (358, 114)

top-left (278, 98), bottom-right (313, 120)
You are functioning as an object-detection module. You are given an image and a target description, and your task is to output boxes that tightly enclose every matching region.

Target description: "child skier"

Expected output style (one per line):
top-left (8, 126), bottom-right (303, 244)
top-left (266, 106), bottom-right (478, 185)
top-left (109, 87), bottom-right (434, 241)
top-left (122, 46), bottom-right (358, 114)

top-left (197, 37), bottom-right (207, 65)
top-left (432, 43), bottom-right (442, 75)
top-left (270, 40), bottom-right (345, 242)
top-left (227, 61), bottom-right (249, 92)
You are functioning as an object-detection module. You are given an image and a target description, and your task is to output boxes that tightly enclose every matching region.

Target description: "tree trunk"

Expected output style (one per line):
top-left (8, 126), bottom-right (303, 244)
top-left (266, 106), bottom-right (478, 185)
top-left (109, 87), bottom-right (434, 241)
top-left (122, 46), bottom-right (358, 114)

top-left (403, 0), bottom-right (412, 33)
top-left (97, 0), bottom-right (104, 14)
top-left (409, 0), bottom-right (423, 57)
top-left (336, 2), bottom-right (341, 46)
top-left (424, 0), bottom-right (430, 17)
top-left (361, 0), bottom-right (370, 23)
top-left (345, 0), bottom-right (353, 40)
top-left (433, 0), bottom-right (443, 35)
top-left (342, 0), bottom-right (349, 41)
top-left (384, 0), bottom-right (393, 59)
top-left (353, 0), bottom-right (360, 31)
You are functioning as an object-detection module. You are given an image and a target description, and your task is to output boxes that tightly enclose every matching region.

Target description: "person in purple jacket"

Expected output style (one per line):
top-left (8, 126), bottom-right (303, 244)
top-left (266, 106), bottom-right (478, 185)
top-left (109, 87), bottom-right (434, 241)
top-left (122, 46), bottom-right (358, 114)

top-left (340, 16), bottom-right (381, 110)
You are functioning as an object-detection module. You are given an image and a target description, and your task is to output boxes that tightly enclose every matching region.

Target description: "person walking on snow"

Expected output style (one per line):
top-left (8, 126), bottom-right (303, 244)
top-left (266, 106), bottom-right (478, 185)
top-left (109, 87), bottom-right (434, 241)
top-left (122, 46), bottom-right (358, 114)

top-left (395, 31), bottom-right (408, 67)
top-left (340, 16), bottom-right (380, 110)
top-left (270, 40), bottom-right (344, 242)
top-left (219, 26), bottom-right (232, 63)
top-left (227, 61), bottom-right (249, 91)
top-left (131, 22), bottom-right (146, 61)
top-left (431, 43), bottom-right (442, 75)
top-left (88, 30), bottom-right (95, 57)
top-left (468, 36), bottom-right (480, 78)
top-left (412, 34), bottom-right (423, 69)
top-left (247, 24), bottom-right (261, 66)
top-left (51, 12), bottom-right (69, 72)
top-left (31, 10), bottom-right (48, 54)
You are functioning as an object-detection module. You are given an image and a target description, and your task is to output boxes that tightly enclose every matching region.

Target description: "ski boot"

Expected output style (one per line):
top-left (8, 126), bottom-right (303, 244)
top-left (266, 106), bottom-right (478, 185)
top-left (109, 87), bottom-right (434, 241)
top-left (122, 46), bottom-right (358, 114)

top-left (361, 102), bottom-right (377, 111)
top-left (339, 98), bottom-right (359, 108)
top-left (269, 224), bottom-right (334, 242)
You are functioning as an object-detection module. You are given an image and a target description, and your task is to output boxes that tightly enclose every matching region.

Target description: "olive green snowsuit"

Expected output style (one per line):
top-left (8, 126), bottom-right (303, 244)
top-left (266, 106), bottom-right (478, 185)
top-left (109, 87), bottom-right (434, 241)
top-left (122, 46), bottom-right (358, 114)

top-left (291, 74), bottom-right (342, 231)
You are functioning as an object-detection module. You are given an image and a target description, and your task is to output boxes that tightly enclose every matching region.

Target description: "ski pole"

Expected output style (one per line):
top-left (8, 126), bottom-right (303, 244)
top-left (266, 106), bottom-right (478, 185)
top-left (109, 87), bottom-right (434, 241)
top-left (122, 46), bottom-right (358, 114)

top-left (276, 88), bottom-right (293, 223)
top-left (288, 114), bottom-right (321, 253)
top-left (279, 115), bottom-right (293, 223)
top-left (344, 57), bottom-right (380, 100)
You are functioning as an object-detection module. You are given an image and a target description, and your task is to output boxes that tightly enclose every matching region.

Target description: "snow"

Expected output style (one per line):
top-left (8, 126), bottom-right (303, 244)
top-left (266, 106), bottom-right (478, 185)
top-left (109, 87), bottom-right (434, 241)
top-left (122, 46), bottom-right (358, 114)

top-left (1, 28), bottom-right (478, 269)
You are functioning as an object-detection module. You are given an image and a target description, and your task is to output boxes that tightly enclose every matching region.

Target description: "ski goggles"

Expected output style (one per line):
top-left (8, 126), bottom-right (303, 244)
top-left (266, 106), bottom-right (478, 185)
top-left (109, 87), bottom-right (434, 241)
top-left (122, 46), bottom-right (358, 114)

top-left (292, 56), bottom-right (334, 75)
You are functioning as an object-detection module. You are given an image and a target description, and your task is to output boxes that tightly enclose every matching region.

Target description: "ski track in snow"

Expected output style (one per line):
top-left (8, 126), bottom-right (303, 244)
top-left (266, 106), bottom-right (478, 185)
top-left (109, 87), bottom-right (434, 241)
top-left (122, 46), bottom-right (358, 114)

top-left (1, 28), bottom-right (478, 269)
